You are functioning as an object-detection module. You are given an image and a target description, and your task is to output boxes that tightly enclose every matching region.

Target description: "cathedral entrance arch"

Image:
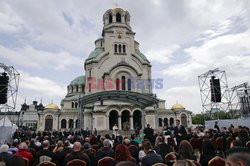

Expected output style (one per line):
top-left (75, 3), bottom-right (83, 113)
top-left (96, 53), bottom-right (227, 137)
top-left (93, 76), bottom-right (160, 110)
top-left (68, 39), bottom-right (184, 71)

top-left (181, 114), bottom-right (188, 127)
top-left (45, 115), bottom-right (53, 131)
top-left (170, 117), bottom-right (174, 126)
top-left (133, 110), bottom-right (142, 129)
top-left (121, 110), bottom-right (130, 130)
top-left (109, 110), bottom-right (118, 130)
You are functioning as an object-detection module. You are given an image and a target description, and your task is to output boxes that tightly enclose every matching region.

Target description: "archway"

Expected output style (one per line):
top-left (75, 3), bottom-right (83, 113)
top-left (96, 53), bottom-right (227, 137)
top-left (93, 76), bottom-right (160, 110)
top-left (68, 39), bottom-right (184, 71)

top-left (75, 119), bottom-right (79, 128)
top-left (121, 110), bottom-right (130, 130)
top-left (181, 114), bottom-right (188, 127)
top-left (45, 115), bottom-right (53, 131)
top-left (61, 119), bottom-right (66, 128)
top-left (109, 110), bottom-right (118, 130)
top-left (133, 110), bottom-right (142, 129)
top-left (68, 119), bottom-right (74, 128)
top-left (170, 117), bottom-right (174, 126)
top-left (164, 118), bottom-right (168, 127)
top-left (158, 118), bottom-right (162, 127)
top-left (116, 13), bottom-right (121, 22)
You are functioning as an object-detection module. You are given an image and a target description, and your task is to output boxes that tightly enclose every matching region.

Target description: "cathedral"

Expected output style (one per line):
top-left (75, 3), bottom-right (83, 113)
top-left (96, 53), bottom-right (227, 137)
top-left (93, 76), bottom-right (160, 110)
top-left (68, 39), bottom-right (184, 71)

top-left (0, 7), bottom-right (192, 132)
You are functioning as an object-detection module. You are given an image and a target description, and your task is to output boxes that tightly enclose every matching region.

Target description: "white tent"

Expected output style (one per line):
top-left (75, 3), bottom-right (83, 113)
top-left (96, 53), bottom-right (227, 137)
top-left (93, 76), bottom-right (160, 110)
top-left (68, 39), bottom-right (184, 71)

top-left (0, 116), bottom-right (18, 144)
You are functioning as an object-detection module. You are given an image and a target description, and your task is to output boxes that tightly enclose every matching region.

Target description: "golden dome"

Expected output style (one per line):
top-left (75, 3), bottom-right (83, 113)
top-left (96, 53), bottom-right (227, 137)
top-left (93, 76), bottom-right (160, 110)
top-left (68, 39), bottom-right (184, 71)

top-left (171, 102), bottom-right (185, 110)
top-left (44, 103), bottom-right (59, 110)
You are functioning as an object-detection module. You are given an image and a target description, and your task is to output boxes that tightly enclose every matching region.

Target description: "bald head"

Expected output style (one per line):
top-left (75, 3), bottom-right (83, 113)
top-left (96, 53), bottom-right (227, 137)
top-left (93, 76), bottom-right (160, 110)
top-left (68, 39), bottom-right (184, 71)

top-left (73, 142), bottom-right (82, 152)
top-left (43, 140), bottom-right (50, 149)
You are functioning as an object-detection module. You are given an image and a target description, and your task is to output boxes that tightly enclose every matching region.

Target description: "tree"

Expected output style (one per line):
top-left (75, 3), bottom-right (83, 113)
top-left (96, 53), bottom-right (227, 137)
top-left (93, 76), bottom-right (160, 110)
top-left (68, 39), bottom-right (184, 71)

top-left (192, 114), bottom-right (205, 124)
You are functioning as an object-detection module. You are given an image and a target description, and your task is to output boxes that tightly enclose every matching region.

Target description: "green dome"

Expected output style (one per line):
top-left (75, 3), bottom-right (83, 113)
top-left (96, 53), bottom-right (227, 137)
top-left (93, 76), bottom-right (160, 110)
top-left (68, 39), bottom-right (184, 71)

top-left (86, 47), bottom-right (104, 61)
top-left (135, 49), bottom-right (149, 62)
top-left (70, 75), bottom-right (86, 85)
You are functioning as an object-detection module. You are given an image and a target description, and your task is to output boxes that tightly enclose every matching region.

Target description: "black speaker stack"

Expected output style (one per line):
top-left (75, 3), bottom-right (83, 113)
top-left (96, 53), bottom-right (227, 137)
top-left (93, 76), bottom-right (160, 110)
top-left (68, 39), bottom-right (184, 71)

top-left (210, 76), bottom-right (221, 102)
top-left (0, 72), bottom-right (9, 104)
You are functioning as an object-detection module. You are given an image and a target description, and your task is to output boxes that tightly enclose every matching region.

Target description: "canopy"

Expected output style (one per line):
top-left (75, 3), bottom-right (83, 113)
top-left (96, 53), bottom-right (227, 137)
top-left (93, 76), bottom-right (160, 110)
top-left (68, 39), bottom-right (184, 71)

top-left (0, 116), bottom-right (18, 144)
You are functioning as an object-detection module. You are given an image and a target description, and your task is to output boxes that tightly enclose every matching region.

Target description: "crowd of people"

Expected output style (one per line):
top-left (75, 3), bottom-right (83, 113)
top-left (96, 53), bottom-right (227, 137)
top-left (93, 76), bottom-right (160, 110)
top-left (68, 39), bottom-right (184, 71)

top-left (0, 120), bottom-right (250, 166)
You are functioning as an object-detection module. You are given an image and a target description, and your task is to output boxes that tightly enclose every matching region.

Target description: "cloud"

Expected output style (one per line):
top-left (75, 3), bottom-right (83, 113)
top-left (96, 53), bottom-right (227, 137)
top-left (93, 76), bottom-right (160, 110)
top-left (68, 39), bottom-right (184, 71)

top-left (19, 71), bottom-right (66, 97)
top-left (0, 45), bottom-right (82, 70)
top-left (158, 86), bottom-right (202, 114)
top-left (146, 45), bottom-right (180, 64)
top-left (0, 0), bottom-right (26, 33)
top-left (164, 30), bottom-right (250, 83)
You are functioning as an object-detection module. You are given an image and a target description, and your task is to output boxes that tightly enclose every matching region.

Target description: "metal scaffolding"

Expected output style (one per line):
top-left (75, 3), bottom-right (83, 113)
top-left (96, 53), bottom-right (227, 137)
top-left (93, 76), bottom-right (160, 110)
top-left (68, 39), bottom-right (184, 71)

top-left (230, 82), bottom-right (250, 118)
top-left (0, 63), bottom-right (20, 112)
top-left (198, 68), bottom-right (231, 116)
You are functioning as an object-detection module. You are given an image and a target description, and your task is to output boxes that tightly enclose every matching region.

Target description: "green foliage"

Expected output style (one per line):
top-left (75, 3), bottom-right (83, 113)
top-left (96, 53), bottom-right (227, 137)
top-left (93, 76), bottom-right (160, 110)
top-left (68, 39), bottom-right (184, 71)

top-left (192, 114), bottom-right (205, 124)
top-left (192, 110), bottom-right (240, 124)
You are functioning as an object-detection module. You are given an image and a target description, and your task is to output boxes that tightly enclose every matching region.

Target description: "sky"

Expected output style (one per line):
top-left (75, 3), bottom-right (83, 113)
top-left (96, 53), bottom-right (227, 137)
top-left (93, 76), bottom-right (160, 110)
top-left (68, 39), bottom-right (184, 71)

top-left (0, 0), bottom-right (249, 114)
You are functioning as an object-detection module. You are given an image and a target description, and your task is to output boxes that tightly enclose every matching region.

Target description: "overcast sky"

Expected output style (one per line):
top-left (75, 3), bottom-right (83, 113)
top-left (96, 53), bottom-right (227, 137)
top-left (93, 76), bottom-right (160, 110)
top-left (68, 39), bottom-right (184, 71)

top-left (0, 0), bottom-right (249, 114)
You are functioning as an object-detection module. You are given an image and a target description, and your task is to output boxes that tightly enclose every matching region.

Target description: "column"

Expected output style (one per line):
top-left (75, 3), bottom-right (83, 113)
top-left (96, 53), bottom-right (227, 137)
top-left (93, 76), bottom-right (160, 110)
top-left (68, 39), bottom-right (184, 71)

top-left (66, 119), bottom-right (68, 129)
top-left (130, 115), bottom-right (133, 130)
top-left (118, 115), bottom-right (122, 130)
top-left (141, 108), bottom-right (145, 130)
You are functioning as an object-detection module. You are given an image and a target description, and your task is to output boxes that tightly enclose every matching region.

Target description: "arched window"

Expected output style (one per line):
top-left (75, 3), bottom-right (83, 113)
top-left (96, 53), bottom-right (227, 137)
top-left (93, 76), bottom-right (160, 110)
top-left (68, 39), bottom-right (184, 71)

top-left (109, 14), bottom-right (112, 23)
top-left (114, 44), bottom-right (117, 53)
top-left (116, 78), bottom-right (120, 90)
top-left (127, 79), bottom-right (131, 91)
top-left (71, 102), bottom-right (74, 108)
top-left (158, 118), bottom-right (162, 127)
top-left (61, 119), bottom-right (66, 128)
top-left (123, 45), bottom-right (126, 53)
top-left (68, 119), bottom-right (74, 128)
top-left (121, 76), bottom-right (126, 90)
top-left (118, 44), bottom-right (121, 53)
top-left (116, 13), bottom-right (121, 22)
top-left (75, 102), bottom-right (78, 108)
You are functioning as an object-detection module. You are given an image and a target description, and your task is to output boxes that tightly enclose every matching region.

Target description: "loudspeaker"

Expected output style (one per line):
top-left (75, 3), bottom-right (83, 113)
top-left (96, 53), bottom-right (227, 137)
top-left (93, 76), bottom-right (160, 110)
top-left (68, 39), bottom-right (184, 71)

top-left (210, 76), bottom-right (221, 102)
top-left (0, 73), bottom-right (9, 104)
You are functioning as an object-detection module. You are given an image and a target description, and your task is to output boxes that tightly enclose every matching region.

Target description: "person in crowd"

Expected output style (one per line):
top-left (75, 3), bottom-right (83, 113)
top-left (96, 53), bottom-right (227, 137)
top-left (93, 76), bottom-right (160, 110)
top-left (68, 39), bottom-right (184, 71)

top-left (230, 140), bottom-right (244, 148)
top-left (53, 140), bottom-right (65, 166)
top-left (6, 155), bottom-right (27, 166)
top-left (35, 140), bottom-right (55, 165)
top-left (177, 140), bottom-right (196, 161)
top-left (226, 148), bottom-right (250, 166)
top-left (0, 144), bottom-right (12, 164)
top-left (113, 124), bottom-right (119, 137)
top-left (154, 135), bottom-right (173, 160)
top-left (237, 129), bottom-right (249, 146)
top-left (96, 139), bottom-right (115, 161)
top-left (116, 161), bottom-right (137, 166)
top-left (141, 140), bottom-right (163, 166)
top-left (14, 142), bottom-right (34, 166)
top-left (173, 159), bottom-right (195, 166)
top-left (143, 124), bottom-right (154, 144)
top-left (65, 141), bottom-right (90, 166)
top-left (111, 144), bottom-right (133, 165)
top-left (174, 120), bottom-right (187, 145)
top-left (214, 121), bottom-right (220, 132)
top-left (138, 140), bottom-right (147, 162)
top-left (199, 138), bottom-right (217, 166)
top-left (130, 134), bottom-right (139, 147)
top-left (83, 142), bottom-right (97, 166)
